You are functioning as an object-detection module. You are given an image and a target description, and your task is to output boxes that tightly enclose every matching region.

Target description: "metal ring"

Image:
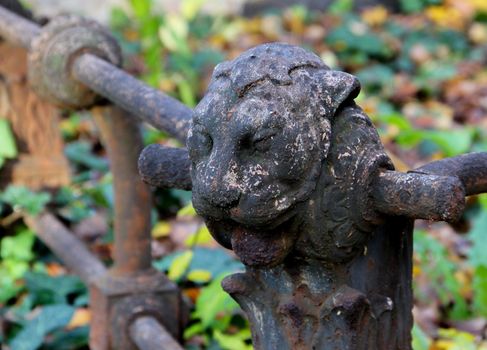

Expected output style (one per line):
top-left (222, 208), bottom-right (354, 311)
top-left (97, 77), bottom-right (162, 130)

top-left (28, 15), bottom-right (122, 109)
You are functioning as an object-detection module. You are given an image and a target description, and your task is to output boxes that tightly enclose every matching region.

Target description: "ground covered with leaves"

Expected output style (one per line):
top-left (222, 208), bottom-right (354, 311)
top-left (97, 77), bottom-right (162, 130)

top-left (1, 0), bottom-right (487, 349)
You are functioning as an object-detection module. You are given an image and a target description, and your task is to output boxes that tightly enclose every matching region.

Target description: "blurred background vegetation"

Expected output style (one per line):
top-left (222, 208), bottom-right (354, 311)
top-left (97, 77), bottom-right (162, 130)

top-left (1, 0), bottom-right (487, 349)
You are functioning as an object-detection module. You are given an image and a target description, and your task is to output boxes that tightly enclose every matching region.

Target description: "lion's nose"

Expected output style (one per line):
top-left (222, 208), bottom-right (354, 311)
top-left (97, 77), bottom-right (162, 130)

top-left (207, 188), bottom-right (241, 208)
top-left (200, 155), bottom-right (240, 208)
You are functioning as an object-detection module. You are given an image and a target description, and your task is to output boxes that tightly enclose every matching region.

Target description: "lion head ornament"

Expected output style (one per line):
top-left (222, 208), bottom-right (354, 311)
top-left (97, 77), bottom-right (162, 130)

top-left (187, 43), bottom-right (393, 267)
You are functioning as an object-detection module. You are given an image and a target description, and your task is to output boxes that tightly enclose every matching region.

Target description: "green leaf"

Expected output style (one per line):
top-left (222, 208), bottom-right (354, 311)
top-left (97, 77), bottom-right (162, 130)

top-left (469, 210), bottom-right (487, 317)
top-left (414, 230), bottom-right (468, 319)
top-left (376, 113), bottom-right (412, 131)
top-left (158, 16), bottom-right (190, 54)
top-left (183, 322), bottom-right (205, 339)
top-left (214, 329), bottom-right (252, 350)
top-left (436, 328), bottom-right (477, 350)
top-left (3, 260), bottom-right (30, 280)
top-left (329, 0), bottom-right (353, 15)
top-left (0, 185), bottom-right (51, 216)
top-left (176, 78), bottom-right (197, 107)
top-left (154, 247), bottom-right (243, 279)
top-left (0, 268), bottom-right (22, 303)
top-left (356, 64), bottom-right (395, 89)
top-left (194, 274), bottom-right (239, 328)
top-left (397, 129), bottom-right (474, 157)
top-left (400, 0), bottom-right (423, 13)
top-left (64, 141), bottom-right (108, 171)
top-left (412, 323), bottom-right (431, 350)
top-left (1, 229), bottom-right (35, 261)
top-left (9, 304), bottom-right (75, 350)
top-left (24, 272), bottom-right (86, 305)
top-left (469, 210), bottom-right (487, 268)
top-left (0, 118), bottom-right (18, 159)
top-left (473, 265), bottom-right (487, 317)
top-left (168, 250), bottom-right (193, 281)
top-left (130, 0), bottom-right (151, 19)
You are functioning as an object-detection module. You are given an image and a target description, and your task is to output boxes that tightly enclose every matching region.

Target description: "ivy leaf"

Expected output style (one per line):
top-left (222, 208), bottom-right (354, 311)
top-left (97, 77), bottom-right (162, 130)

top-left (0, 269), bottom-right (22, 303)
top-left (24, 272), bottom-right (86, 305)
top-left (194, 274), bottom-right (239, 328)
top-left (1, 229), bottom-right (35, 261)
top-left (154, 247), bottom-right (243, 279)
top-left (64, 141), bottom-right (108, 171)
top-left (214, 329), bottom-right (252, 350)
top-left (468, 210), bottom-right (487, 268)
top-left (473, 265), bottom-right (487, 317)
top-left (9, 304), bottom-right (75, 350)
top-left (0, 185), bottom-right (51, 216)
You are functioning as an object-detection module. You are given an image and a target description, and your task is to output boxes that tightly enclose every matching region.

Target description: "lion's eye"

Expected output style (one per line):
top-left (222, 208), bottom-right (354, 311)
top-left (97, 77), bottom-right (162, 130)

top-left (187, 125), bottom-right (213, 161)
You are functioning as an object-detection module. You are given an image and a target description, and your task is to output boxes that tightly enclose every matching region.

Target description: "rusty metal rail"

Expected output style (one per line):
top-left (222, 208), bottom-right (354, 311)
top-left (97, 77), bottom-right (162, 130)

top-left (129, 316), bottom-right (185, 350)
top-left (26, 213), bottom-right (107, 284)
top-left (0, 5), bottom-right (191, 142)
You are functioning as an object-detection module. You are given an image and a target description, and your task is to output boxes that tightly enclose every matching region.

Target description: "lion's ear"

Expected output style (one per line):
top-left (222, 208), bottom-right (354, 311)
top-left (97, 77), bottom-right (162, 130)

top-left (319, 70), bottom-right (361, 117)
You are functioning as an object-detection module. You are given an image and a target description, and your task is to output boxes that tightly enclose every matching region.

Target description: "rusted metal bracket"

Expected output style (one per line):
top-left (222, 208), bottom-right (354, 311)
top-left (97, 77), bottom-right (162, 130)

top-left (138, 43), bottom-right (487, 349)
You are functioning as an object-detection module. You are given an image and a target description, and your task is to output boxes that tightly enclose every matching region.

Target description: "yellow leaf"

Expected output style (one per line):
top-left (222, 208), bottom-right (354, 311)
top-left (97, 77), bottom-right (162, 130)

top-left (426, 6), bottom-right (464, 30)
top-left (187, 269), bottom-right (212, 283)
top-left (430, 340), bottom-right (454, 350)
top-left (168, 250), bottom-right (193, 281)
top-left (152, 221), bottom-right (171, 238)
top-left (158, 16), bottom-right (189, 53)
top-left (181, 0), bottom-right (205, 20)
top-left (362, 6), bottom-right (388, 27)
top-left (177, 204), bottom-right (197, 218)
top-left (412, 265), bottom-right (421, 278)
top-left (468, 23), bottom-right (487, 45)
top-left (67, 308), bottom-right (91, 330)
top-left (469, 0), bottom-right (487, 12)
top-left (185, 225), bottom-right (213, 246)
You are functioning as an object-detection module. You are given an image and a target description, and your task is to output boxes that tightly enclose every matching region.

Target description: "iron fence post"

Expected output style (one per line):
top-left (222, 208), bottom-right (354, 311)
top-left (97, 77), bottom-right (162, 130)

top-left (140, 43), bottom-right (487, 350)
top-left (90, 106), bottom-right (187, 350)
